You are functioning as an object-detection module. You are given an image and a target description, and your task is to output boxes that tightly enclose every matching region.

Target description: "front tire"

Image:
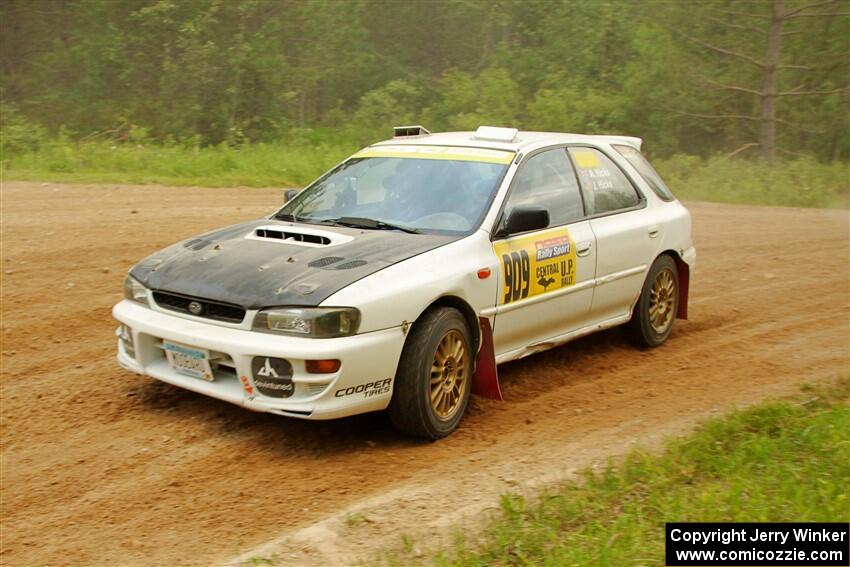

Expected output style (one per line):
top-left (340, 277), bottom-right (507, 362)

top-left (628, 255), bottom-right (679, 348)
top-left (388, 307), bottom-right (472, 439)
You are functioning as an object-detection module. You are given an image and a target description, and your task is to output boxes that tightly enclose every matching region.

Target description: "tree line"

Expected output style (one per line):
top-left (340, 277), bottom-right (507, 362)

top-left (1, 0), bottom-right (847, 161)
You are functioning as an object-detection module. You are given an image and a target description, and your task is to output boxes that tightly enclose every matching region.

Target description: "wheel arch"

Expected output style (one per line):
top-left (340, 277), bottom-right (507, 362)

top-left (411, 295), bottom-right (502, 400)
top-left (419, 295), bottom-right (481, 353)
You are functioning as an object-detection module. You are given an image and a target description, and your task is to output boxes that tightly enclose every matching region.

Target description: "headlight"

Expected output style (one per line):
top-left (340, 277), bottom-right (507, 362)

top-left (253, 307), bottom-right (360, 338)
top-left (123, 274), bottom-right (149, 305)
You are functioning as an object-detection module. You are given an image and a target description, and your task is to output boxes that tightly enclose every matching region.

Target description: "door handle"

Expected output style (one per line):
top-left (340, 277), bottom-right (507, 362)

top-left (576, 241), bottom-right (593, 257)
top-left (648, 225), bottom-right (660, 238)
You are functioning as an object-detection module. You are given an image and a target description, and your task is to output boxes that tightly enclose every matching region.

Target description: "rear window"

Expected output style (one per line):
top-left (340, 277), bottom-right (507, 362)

top-left (613, 144), bottom-right (675, 202)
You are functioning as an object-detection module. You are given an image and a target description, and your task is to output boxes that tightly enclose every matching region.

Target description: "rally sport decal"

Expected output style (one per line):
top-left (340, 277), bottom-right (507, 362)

top-left (493, 227), bottom-right (578, 305)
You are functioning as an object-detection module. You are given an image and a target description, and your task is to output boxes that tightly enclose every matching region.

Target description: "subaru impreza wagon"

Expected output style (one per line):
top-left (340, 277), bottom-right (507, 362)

top-left (114, 125), bottom-right (695, 439)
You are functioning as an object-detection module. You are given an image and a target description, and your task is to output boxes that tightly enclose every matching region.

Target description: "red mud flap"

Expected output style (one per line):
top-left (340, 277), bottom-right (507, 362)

top-left (472, 316), bottom-right (502, 400)
top-left (674, 255), bottom-right (690, 320)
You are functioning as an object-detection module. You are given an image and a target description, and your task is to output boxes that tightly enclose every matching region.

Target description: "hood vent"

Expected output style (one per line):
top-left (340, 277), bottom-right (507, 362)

top-left (246, 225), bottom-right (354, 248)
top-left (307, 257), bottom-right (368, 270)
top-left (333, 260), bottom-right (367, 270)
top-left (308, 256), bottom-right (344, 268)
top-left (183, 238), bottom-right (212, 251)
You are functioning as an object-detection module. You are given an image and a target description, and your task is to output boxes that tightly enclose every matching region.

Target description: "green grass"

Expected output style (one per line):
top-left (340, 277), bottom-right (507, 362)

top-left (379, 379), bottom-right (849, 566)
top-left (655, 154), bottom-right (849, 209)
top-left (346, 512), bottom-right (370, 528)
top-left (2, 139), bottom-right (847, 208)
top-left (0, 139), bottom-right (357, 188)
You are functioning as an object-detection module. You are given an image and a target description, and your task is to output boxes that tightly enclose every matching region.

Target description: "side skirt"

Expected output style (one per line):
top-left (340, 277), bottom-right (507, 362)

top-left (494, 313), bottom-right (632, 366)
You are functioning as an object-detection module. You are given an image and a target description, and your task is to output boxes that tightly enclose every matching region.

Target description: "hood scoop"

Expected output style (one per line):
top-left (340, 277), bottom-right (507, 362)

top-left (257, 228), bottom-right (329, 245)
top-left (246, 225), bottom-right (353, 248)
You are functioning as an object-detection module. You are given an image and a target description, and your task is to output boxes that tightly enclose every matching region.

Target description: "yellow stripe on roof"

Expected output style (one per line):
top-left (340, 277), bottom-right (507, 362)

top-left (353, 145), bottom-right (515, 165)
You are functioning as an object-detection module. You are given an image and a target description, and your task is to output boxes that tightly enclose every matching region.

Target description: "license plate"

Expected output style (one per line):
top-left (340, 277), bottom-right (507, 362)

top-left (163, 340), bottom-right (213, 381)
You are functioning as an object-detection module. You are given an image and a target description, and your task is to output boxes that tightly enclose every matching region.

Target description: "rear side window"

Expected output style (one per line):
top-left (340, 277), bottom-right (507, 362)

top-left (613, 144), bottom-right (675, 201)
top-left (568, 147), bottom-right (641, 215)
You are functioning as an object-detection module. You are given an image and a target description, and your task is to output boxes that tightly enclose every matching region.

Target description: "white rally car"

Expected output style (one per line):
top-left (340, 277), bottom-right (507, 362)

top-left (114, 126), bottom-right (694, 439)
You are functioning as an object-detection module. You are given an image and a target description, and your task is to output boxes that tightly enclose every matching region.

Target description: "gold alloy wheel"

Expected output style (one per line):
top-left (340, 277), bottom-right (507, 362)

top-left (649, 267), bottom-right (677, 334)
top-left (429, 330), bottom-right (468, 420)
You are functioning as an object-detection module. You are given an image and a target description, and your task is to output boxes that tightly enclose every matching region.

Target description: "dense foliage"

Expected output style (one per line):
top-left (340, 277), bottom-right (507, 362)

top-left (2, 0), bottom-right (847, 160)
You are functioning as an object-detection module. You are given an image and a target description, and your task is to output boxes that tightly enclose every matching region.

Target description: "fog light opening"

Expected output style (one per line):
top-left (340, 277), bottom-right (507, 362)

top-left (118, 325), bottom-right (135, 358)
top-left (305, 359), bottom-right (341, 374)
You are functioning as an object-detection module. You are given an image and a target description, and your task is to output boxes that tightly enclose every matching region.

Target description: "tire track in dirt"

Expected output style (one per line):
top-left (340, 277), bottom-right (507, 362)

top-left (1, 182), bottom-right (847, 566)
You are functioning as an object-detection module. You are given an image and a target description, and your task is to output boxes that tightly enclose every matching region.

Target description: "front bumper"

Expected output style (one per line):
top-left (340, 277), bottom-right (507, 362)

top-left (112, 300), bottom-right (406, 419)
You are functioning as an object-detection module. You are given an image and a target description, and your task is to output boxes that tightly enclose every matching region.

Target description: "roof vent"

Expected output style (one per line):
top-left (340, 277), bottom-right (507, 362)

top-left (473, 126), bottom-right (518, 143)
top-left (393, 125), bottom-right (431, 138)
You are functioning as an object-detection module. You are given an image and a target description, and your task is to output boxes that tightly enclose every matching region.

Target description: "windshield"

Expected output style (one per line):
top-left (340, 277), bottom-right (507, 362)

top-left (277, 146), bottom-right (513, 235)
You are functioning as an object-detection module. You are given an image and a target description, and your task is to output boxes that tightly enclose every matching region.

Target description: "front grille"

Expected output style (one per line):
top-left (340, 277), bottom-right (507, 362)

top-left (152, 291), bottom-right (246, 323)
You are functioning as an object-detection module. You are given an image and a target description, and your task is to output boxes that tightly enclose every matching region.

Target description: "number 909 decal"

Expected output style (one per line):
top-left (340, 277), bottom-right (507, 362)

top-left (493, 228), bottom-right (578, 305)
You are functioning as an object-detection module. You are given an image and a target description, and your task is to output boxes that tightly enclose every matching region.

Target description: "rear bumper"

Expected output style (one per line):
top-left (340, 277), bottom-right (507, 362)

top-left (113, 300), bottom-right (406, 419)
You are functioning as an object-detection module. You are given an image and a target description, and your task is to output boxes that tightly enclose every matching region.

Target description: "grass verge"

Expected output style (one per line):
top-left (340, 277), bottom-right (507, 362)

top-left (2, 140), bottom-right (848, 209)
top-left (379, 378), bottom-right (849, 566)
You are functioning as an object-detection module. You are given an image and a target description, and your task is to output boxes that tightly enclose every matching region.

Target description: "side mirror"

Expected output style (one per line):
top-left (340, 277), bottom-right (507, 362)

top-left (499, 205), bottom-right (550, 236)
top-left (283, 188), bottom-right (300, 203)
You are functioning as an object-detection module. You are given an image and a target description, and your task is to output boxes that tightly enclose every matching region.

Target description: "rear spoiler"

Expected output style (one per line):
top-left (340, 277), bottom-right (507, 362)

top-left (596, 135), bottom-right (643, 151)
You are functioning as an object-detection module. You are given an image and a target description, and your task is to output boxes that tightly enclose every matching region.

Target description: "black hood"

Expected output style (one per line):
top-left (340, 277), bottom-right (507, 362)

top-left (130, 219), bottom-right (457, 308)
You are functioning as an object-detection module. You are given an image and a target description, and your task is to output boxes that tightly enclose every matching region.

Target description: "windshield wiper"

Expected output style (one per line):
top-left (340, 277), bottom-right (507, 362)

top-left (275, 213), bottom-right (342, 227)
top-left (329, 217), bottom-right (421, 234)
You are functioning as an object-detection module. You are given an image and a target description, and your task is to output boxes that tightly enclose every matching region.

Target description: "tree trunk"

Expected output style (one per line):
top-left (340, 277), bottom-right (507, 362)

top-left (759, 0), bottom-right (784, 163)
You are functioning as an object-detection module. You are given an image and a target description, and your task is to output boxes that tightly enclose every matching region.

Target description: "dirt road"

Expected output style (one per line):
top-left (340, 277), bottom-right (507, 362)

top-left (1, 181), bottom-right (847, 566)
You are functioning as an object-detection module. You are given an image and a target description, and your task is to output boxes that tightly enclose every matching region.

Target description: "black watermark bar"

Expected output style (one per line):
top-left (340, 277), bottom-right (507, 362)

top-left (666, 523), bottom-right (849, 566)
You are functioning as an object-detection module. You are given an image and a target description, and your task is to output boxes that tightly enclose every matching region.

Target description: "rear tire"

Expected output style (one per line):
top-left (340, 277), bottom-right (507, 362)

top-left (388, 308), bottom-right (472, 439)
top-left (628, 255), bottom-right (679, 348)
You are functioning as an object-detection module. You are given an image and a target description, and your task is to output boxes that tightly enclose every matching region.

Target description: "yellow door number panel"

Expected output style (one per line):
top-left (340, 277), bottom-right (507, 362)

top-left (493, 228), bottom-right (578, 305)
